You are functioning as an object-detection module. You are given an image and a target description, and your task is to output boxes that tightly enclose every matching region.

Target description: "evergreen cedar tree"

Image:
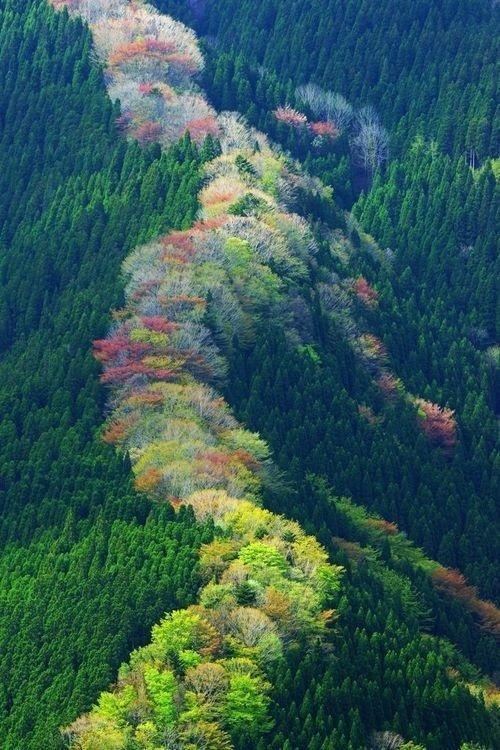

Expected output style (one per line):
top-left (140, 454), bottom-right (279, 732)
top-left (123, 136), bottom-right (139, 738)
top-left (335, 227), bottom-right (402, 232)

top-left (0, 0), bottom-right (497, 749)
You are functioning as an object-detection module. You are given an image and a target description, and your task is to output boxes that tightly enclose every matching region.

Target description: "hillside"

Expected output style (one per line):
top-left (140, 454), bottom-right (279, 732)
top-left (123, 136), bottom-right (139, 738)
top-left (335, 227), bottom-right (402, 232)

top-left (0, 1), bottom-right (498, 749)
top-left (0, 2), bottom-right (207, 746)
top-left (161, 0), bottom-right (499, 600)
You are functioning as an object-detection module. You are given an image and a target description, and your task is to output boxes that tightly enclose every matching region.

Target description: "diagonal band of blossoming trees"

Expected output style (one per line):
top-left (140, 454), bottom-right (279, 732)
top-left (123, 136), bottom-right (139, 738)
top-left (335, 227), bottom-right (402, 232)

top-left (51, 1), bottom-right (498, 747)
top-left (55, 12), bottom-right (346, 737)
top-left (66, 149), bottom-right (346, 745)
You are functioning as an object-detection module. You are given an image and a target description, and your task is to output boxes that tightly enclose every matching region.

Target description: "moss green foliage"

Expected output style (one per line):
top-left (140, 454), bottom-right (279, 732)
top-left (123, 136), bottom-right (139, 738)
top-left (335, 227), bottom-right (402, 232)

top-left (66, 495), bottom-right (343, 747)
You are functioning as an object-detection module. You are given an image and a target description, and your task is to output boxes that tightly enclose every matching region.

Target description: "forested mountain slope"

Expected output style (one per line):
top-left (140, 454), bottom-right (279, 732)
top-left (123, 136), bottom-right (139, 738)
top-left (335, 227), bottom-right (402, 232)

top-left (40, 1), bottom-right (498, 749)
top-left (0, 3), bottom-right (209, 747)
top-left (0, 1), bottom-right (498, 749)
top-left (199, 0), bottom-right (498, 159)
top-left (155, 0), bottom-right (500, 601)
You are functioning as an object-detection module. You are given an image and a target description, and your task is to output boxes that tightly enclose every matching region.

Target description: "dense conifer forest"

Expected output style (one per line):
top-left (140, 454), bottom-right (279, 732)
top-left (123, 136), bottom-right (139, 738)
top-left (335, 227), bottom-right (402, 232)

top-left (168, 0), bottom-right (499, 599)
top-left (0, 1), bottom-right (498, 749)
top-left (0, 3), bottom-right (208, 746)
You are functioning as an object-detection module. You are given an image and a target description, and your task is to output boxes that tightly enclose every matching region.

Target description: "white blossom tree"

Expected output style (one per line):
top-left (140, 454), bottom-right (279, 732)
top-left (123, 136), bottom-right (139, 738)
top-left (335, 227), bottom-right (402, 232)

top-left (351, 117), bottom-right (389, 179)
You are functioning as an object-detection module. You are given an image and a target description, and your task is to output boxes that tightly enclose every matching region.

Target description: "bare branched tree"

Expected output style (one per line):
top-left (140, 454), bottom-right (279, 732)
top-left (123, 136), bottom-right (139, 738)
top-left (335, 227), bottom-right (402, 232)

top-left (371, 731), bottom-right (405, 749)
top-left (322, 91), bottom-right (353, 131)
top-left (356, 104), bottom-right (380, 129)
top-left (351, 120), bottom-right (389, 178)
top-left (296, 84), bottom-right (353, 131)
top-left (296, 83), bottom-right (325, 114)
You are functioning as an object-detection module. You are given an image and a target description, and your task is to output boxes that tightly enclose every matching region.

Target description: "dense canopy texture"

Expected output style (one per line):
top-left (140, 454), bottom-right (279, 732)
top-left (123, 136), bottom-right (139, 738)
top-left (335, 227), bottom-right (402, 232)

top-left (0, 0), bottom-right (498, 748)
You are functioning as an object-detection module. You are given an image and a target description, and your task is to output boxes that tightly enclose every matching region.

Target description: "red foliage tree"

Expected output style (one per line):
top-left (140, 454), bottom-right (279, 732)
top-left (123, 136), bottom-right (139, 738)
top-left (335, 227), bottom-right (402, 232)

top-left (108, 39), bottom-right (178, 68)
top-left (159, 294), bottom-right (206, 308)
top-left (357, 404), bottom-right (379, 426)
top-left (309, 121), bottom-right (339, 138)
top-left (126, 389), bottom-right (165, 407)
top-left (133, 121), bottom-right (163, 145)
top-left (135, 468), bottom-right (163, 494)
top-left (354, 276), bottom-right (378, 305)
top-left (93, 334), bottom-right (130, 362)
top-left (138, 82), bottom-right (155, 95)
top-left (414, 398), bottom-right (457, 454)
top-left (102, 418), bottom-right (135, 445)
top-left (231, 449), bottom-right (259, 469)
top-left (100, 362), bottom-right (175, 384)
top-left (184, 116), bottom-right (220, 143)
top-left (365, 517), bottom-right (399, 535)
top-left (164, 52), bottom-right (199, 77)
top-left (94, 335), bottom-right (150, 363)
top-left (431, 567), bottom-right (474, 601)
top-left (431, 567), bottom-right (500, 635)
top-left (131, 279), bottom-right (161, 301)
top-left (358, 334), bottom-right (388, 368)
top-left (473, 599), bottom-right (500, 635)
top-left (115, 113), bottom-right (131, 132)
top-left (332, 537), bottom-right (368, 563)
top-left (192, 217), bottom-right (228, 232)
top-left (161, 230), bottom-right (197, 261)
top-left (140, 316), bottom-right (180, 333)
